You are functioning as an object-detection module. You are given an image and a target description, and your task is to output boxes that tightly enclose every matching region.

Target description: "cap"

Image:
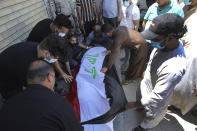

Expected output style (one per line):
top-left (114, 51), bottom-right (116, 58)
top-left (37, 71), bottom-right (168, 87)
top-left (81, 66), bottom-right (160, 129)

top-left (141, 13), bottom-right (184, 40)
top-left (54, 14), bottom-right (73, 29)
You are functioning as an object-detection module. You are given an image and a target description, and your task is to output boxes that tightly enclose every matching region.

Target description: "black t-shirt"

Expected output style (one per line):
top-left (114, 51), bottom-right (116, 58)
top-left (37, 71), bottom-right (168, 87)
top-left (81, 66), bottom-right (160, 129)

top-left (0, 84), bottom-right (84, 131)
top-left (27, 19), bottom-right (53, 43)
top-left (0, 42), bottom-right (38, 99)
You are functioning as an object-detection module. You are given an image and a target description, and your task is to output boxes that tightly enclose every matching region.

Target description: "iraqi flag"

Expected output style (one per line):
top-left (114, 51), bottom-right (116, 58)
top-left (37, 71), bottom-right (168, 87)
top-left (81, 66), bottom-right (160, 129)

top-left (67, 47), bottom-right (127, 130)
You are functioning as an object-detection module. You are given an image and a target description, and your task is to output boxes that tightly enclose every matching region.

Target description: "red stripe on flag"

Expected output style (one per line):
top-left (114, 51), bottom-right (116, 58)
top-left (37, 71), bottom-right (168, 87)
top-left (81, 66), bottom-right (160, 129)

top-left (67, 62), bottom-right (81, 121)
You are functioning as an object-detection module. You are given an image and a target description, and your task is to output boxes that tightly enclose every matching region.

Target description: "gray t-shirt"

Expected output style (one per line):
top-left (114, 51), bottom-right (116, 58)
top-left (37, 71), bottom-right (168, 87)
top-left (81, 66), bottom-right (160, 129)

top-left (100, 0), bottom-right (122, 18)
top-left (139, 42), bottom-right (186, 128)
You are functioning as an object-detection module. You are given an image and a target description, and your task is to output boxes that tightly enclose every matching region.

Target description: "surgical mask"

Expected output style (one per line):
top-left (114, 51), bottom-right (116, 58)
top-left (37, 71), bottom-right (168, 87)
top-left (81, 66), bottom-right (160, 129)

top-left (44, 58), bottom-right (57, 63)
top-left (146, 40), bottom-right (165, 50)
top-left (59, 33), bottom-right (66, 37)
top-left (123, 1), bottom-right (130, 7)
top-left (183, 0), bottom-right (192, 5)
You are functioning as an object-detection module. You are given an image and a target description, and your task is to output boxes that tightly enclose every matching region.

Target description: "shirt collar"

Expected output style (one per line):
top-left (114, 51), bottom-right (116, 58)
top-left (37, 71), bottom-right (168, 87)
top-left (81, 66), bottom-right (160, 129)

top-left (27, 84), bottom-right (52, 92)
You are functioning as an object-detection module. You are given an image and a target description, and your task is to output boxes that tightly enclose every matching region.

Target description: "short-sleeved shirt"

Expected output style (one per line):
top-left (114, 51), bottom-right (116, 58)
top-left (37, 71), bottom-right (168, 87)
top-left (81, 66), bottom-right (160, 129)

top-left (27, 19), bottom-right (53, 43)
top-left (76, 0), bottom-right (96, 22)
top-left (120, 3), bottom-right (140, 29)
top-left (144, 0), bottom-right (184, 30)
top-left (86, 31), bottom-right (106, 45)
top-left (0, 42), bottom-right (38, 98)
top-left (100, 0), bottom-right (122, 18)
top-left (0, 84), bottom-right (84, 131)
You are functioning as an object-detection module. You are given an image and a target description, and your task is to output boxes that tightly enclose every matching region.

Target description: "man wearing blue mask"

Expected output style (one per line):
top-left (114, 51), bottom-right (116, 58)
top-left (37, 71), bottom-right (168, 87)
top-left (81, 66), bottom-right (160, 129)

top-left (125, 13), bottom-right (187, 131)
top-left (0, 33), bottom-right (67, 100)
top-left (99, 0), bottom-right (122, 27)
top-left (27, 14), bottom-right (74, 84)
top-left (27, 14), bottom-right (73, 43)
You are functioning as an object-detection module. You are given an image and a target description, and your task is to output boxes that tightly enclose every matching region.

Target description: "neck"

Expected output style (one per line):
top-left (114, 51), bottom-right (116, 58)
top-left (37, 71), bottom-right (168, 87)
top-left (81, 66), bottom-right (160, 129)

top-left (37, 45), bottom-right (42, 59)
top-left (159, 1), bottom-right (170, 10)
top-left (28, 81), bottom-right (54, 92)
top-left (50, 23), bottom-right (56, 32)
top-left (163, 39), bottom-right (179, 52)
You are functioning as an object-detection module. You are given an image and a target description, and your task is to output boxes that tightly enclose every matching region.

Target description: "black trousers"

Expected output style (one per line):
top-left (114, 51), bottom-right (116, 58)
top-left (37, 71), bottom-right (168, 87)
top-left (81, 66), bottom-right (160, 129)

top-left (103, 17), bottom-right (117, 28)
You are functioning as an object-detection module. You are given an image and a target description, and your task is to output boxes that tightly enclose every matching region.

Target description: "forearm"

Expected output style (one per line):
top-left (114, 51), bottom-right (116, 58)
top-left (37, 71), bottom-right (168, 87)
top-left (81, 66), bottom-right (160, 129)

top-left (78, 43), bottom-right (88, 49)
top-left (133, 20), bottom-right (139, 31)
top-left (65, 61), bottom-right (72, 75)
top-left (142, 20), bottom-right (147, 31)
top-left (77, 7), bottom-right (82, 22)
top-left (118, 2), bottom-right (122, 18)
top-left (93, 2), bottom-right (98, 18)
top-left (53, 61), bottom-right (65, 75)
top-left (99, 2), bottom-right (103, 18)
top-left (106, 46), bottom-right (120, 69)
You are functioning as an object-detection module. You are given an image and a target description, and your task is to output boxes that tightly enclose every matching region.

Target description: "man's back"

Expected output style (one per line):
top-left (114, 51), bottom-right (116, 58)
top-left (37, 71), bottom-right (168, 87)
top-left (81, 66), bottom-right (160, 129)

top-left (0, 84), bottom-right (83, 131)
top-left (27, 18), bottom-right (53, 43)
top-left (0, 42), bottom-right (38, 99)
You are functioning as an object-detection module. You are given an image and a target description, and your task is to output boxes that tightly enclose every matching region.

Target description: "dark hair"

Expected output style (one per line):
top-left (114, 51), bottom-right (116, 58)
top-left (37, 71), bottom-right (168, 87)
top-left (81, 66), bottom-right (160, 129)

top-left (101, 24), bottom-right (114, 33)
top-left (53, 14), bottom-right (72, 29)
top-left (67, 31), bottom-right (78, 40)
top-left (27, 60), bottom-right (54, 83)
top-left (173, 25), bottom-right (187, 39)
top-left (39, 33), bottom-right (67, 58)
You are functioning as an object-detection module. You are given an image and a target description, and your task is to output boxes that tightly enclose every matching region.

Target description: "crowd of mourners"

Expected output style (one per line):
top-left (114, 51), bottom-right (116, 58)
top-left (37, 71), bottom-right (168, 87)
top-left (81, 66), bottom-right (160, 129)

top-left (0, 0), bottom-right (197, 130)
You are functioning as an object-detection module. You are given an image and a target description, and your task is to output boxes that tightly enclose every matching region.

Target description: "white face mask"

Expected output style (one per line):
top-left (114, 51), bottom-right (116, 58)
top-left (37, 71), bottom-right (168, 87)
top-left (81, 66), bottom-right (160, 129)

top-left (44, 58), bottom-right (57, 63)
top-left (59, 33), bottom-right (66, 37)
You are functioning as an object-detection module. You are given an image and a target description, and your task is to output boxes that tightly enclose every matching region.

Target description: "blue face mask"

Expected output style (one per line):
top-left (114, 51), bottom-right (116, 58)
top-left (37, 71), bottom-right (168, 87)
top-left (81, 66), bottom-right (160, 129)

top-left (146, 40), bottom-right (165, 50)
top-left (183, 0), bottom-right (192, 5)
top-left (123, 1), bottom-right (130, 7)
top-left (44, 58), bottom-right (57, 63)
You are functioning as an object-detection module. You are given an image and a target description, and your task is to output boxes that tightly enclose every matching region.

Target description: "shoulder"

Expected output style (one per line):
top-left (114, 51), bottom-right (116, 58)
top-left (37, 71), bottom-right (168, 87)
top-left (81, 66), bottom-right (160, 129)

top-left (171, 2), bottom-right (184, 15)
top-left (149, 3), bottom-right (158, 10)
top-left (133, 4), bottom-right (140, 11)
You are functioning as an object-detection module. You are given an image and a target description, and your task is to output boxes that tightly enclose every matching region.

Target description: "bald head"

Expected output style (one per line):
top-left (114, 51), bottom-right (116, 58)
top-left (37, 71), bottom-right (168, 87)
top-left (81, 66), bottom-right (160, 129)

top-left (27, 60), bottom-right (54, 84)
top-left (93, 25), bottom-right (102, 37)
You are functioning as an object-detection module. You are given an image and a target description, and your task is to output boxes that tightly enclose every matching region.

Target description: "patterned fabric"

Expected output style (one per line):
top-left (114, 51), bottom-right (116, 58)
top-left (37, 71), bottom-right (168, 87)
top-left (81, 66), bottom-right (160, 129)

top-left (76, 0), bottom-right (96, 22)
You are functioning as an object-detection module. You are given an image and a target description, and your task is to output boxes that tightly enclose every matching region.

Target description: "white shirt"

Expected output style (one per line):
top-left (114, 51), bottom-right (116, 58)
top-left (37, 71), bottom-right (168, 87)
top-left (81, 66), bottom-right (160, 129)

top-left (171, 8), bottom-right (197, 115)
top-left (120, 3), bottom-right (140, 29)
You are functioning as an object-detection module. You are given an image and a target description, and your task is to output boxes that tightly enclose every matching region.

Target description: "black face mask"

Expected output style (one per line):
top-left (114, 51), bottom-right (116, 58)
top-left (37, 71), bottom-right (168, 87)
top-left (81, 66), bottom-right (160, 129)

top-left (69, 42), bottom-right (78, 47)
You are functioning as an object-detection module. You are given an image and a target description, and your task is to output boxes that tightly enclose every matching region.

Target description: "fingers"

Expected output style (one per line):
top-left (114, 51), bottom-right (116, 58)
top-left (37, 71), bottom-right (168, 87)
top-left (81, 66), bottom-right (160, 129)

top-left (62, 74), bottom-right (73, 83)
top-left (100, 67), bottom-right (108, 73)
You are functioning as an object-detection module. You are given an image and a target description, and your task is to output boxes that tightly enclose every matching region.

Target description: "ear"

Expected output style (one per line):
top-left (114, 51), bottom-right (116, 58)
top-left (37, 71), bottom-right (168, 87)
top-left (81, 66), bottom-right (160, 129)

top-left (47, 73), bottom-right (54, 83)
top-left (42, 50), bottom-right (50, 58)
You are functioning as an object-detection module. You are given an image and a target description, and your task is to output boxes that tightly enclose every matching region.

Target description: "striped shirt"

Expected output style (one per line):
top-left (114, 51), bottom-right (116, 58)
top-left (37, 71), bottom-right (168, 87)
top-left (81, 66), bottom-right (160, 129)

top-left (76, 0), bottom-right (96, 22)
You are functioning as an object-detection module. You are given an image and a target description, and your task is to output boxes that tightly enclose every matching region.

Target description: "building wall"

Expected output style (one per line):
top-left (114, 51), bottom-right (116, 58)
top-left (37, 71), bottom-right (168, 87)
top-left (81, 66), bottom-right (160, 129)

top-left (0, 0), bottom-right (49, 52)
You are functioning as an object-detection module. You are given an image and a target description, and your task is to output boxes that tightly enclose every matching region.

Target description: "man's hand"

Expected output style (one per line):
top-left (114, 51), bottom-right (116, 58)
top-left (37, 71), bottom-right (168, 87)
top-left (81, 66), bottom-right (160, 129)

top-left (126, 101), bottom-right (143, 110)
top-left (117, 16), bottom-right (121, 23)
top-left (102, 50), bottom-right (111, 55)
top-left (61, 73), bottom-right (73, 83)
top-left (125, 102), bottom-right (137, 110)
top-left (96, 17), bottom-right (99, 24)
top-left (100, 67), bottom-right (108, 73)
